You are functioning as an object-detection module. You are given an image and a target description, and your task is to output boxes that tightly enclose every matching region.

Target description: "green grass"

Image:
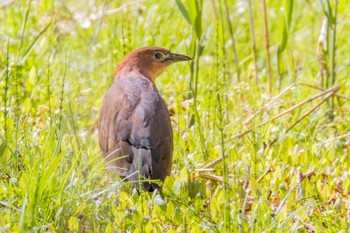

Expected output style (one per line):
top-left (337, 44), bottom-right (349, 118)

top-left (1, 0), bottom-right (350, 232)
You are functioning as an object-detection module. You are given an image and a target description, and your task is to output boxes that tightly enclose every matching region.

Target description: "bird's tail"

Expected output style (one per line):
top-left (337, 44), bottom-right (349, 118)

top-left (129, 147), bottom-right (158, 191)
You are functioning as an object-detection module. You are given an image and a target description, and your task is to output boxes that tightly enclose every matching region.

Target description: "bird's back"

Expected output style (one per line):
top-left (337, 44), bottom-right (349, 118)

top-left (98, 74), bottom-right (173, 190)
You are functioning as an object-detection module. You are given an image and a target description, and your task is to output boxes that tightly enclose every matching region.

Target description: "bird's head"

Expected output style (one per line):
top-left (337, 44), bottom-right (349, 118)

top-left (115, 46), bottom-right (192, 83)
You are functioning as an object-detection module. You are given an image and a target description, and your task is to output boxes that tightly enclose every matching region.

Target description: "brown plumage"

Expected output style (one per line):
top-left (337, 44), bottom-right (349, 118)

top-left (98, 46), bottom-right (191, 191)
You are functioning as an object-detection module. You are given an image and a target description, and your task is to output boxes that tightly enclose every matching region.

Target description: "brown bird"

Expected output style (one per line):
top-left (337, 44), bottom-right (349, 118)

top-left (98, 46), bottom-right (191, 191)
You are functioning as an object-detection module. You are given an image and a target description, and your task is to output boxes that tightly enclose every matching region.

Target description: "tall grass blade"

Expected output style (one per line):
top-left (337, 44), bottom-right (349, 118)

top-left (175, 0), bottom-right (192, 25)
top-left (19, 20), bottom-right (52, 65)
top-left (262, 0), bottom-right (273, 95)
top-left (247, 0), bottom-right (259, 84)
top-left (277, 0), bottom-right (294, 88)
top-left (223, 0), bottom-right (240, 82)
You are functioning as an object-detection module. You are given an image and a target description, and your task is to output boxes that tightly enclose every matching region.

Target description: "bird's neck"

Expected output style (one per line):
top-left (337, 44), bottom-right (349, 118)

top-left (114, 64), bottom-right (157, 84)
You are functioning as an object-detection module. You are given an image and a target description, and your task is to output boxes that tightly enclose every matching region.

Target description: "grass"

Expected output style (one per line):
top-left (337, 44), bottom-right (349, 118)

top-left (1, 0), bottom-right (350, 232)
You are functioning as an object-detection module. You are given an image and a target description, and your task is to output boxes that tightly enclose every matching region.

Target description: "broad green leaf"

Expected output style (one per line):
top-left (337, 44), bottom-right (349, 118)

top-left (145, 221), bottom-right (155, 233)
top-left (174, 207), bottom-right (183, 225)
top-left (0, 141), bottom-right (7, 156)
top-left (277, 0), bottom-right (294, 75)
top-left (185, 0), bottom-right (197, 26)
top-left (68, 216), bottom-right (79, 231)
top-left (176, 0), bottom-right (202, 39)
top-left (163, 174), bottom-right (175, 196)
top-left (286, 0), bottom-right (294, 29)
top-left (105, 222), bottom-right (114, 233)
top-left (194, 0), bottom-right (203, 39)
top-left (175, 0), bottom-right (192, 25)
top-left (179, 167), bottom-right (189, 183)
top-left (210, 196), bottom-right (218, 220)
top-left (167, 201), bottom-right (175, 220)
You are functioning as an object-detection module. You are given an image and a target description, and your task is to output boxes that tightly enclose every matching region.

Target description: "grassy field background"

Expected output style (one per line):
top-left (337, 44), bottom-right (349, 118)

top-left (1, 0), bottom-right (350, 232)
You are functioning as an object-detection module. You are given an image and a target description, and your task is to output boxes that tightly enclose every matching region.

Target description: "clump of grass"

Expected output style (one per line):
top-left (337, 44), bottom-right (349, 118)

top-left (0, 0), bottom-right (350, 232)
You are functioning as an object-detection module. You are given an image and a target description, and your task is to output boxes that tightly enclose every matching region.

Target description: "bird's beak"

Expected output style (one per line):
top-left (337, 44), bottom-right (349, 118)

top-left (165, 53), bottom-right (192, 62)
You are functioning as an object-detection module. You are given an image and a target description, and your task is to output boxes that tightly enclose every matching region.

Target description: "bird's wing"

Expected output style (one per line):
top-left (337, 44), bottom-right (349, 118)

top-left (127, 77), bottom-right (173, 188)
top-left (98, 76), bottom-right (173, 180)
top-left (98, 81), bottom-right (133, 176)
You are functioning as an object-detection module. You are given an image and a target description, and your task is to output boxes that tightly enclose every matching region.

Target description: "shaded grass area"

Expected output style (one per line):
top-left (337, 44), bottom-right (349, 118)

top-left (1, 0), bottom-right (350, 232)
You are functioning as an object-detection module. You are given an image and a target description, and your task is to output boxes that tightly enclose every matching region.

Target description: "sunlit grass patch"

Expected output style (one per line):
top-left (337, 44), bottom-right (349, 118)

top-left (1, 0), bottom-right (350, 232)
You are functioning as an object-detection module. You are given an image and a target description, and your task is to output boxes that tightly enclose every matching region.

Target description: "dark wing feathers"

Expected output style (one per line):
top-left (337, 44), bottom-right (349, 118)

top-left (98, 76), bottom-right (173, 184)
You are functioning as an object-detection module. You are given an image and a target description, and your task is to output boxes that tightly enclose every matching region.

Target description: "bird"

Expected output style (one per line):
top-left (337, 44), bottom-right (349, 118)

top-left (98, 46), bottom-right (191, 191)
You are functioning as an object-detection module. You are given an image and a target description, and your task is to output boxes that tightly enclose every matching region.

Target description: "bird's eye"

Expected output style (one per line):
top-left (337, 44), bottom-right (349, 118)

top-left (154, 51), bottom-right (163, 60)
